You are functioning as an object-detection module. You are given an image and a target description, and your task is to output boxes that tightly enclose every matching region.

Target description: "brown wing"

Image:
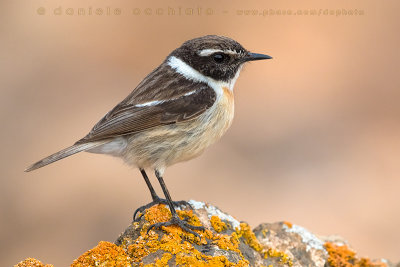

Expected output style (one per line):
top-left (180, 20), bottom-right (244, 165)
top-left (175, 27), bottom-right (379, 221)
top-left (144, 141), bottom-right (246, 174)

top-left (118, 61), bottom-right (206, 105)
top-left (75, 83), bottom-right (216, 144)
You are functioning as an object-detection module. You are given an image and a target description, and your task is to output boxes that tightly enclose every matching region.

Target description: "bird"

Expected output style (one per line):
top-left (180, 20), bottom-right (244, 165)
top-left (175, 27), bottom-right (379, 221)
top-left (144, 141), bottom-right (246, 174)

top-left (25, 35), bottom-right (272, 236)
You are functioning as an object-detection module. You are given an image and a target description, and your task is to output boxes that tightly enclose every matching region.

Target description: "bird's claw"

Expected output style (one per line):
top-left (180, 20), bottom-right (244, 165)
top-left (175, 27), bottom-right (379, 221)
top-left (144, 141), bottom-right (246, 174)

top-left (147, 215), bottom-right (205, 239)
top-left (133, 198), bottom-right (193, 221)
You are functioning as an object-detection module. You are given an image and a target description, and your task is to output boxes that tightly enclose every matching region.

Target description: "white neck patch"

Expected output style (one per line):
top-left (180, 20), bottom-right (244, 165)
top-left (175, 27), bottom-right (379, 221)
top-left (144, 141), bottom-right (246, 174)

top-left (167, 56), bottom-right (241, 96)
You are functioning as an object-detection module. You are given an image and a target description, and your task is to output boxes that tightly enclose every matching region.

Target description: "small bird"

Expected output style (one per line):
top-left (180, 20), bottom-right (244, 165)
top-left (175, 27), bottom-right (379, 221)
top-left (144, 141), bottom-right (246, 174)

top-left (26, 35), bottom-right (271, 236)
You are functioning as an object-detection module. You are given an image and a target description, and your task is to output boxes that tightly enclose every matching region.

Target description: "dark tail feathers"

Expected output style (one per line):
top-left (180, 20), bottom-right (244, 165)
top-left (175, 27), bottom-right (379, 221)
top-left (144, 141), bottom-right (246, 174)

top-left (25, 141), bottom-right (107, 172)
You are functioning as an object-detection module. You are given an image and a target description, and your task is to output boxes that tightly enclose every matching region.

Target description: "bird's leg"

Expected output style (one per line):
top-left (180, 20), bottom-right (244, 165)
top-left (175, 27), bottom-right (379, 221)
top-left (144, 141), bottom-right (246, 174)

top-left (147, 170), bottom-right (205, 238)
top-left (140, 168), bottom-right (159, 201)
top-left (133, 169), bottom-right (192, 221)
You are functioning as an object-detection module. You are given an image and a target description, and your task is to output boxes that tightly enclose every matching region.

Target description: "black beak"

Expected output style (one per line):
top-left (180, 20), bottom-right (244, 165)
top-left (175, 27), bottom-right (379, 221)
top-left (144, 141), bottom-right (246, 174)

top-left (244, 52), bottom-right (272, 62)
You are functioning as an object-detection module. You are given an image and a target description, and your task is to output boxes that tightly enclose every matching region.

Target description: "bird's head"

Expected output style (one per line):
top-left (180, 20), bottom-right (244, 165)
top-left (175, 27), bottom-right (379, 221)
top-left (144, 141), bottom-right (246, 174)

top-left (168, 35), bottom-right (272, 84)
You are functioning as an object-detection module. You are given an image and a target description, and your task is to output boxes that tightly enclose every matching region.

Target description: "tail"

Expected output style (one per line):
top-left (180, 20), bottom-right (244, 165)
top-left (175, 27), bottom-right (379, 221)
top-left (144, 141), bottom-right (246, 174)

top-left (25, 141), bottom-right (108, 172)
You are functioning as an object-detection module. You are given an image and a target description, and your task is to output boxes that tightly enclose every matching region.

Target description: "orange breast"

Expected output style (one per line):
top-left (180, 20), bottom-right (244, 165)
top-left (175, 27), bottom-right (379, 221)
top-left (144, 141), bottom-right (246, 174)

top-left (222, 87), bottom-right (234, 103)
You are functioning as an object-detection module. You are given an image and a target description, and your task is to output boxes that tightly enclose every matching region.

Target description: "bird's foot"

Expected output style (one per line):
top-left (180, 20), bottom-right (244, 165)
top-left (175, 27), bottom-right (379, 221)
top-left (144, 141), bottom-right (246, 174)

top-left (133, 197), bottom-right (192, 221)
top-left (147, 214), bottom-right (205, 239)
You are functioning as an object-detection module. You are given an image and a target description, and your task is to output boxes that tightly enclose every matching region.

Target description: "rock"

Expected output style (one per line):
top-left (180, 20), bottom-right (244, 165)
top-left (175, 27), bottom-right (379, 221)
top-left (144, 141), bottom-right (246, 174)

top-left (14, 200), bottom-right (399, 266)
top-left (113, 200), bottom-right (394, 266)
top-left (14, 258), bottom-right (53, 267)
top-left (253, 222), bottom-right (395, 267)
top-left (71, 241), bottom-right (132, 267)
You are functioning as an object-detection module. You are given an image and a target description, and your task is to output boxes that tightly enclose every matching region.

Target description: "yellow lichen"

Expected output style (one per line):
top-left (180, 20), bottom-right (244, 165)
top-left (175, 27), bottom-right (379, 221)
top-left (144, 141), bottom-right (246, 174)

top-left (14, 258), bottom-right (53, 267)
top-left (234, 223), bottom-right (292, 266)
top-left (236, 222), bottom-right (263, 252)
top-left (261, 229), bottom-right (268, 238)
top-left (324, 242), bottom-right (386, 267)
top-left (213, 233), bottom-right (240, 253)
top-left (210, 215), bottom-right (227, 233)
top-left (264, 248), bottom-right (293, 266)
top-left (176, 253), bottom-right (227, 266)
top-left (71, 241), bottom-right (131, 267)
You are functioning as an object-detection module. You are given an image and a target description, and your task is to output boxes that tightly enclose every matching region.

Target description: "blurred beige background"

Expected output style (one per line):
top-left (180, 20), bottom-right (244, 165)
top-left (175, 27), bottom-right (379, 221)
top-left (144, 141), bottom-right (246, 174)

top-left (1, 0), bottom-right (399, 266)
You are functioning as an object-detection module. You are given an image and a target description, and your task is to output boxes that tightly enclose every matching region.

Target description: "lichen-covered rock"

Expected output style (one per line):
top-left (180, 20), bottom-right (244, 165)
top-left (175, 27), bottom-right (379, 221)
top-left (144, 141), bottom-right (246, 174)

top-left (113, 200), bottom-right (395, 267)
top-left (253, 222), bottom-right (396, 267)
top-left (14, 200), bottom-right (399, 266)
top-left (115, 201), bottom-right (257, 266)
top-left (14, 258), bottom-right (53, 267)
top-left (71, 241), bottom-right (131, 267)
top-left (254, 222), bottom-right (327, 266)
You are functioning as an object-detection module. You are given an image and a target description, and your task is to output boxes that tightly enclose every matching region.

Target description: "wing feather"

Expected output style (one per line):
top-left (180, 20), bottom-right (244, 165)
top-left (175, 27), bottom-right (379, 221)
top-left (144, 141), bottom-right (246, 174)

top-left (76, 83), bottom-right (216, 144)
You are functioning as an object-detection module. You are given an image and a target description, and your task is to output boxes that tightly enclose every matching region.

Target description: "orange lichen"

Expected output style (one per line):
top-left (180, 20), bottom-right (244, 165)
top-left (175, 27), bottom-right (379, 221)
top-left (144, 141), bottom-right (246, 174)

top-left (125, 204), bottom-right (256, 266)
top-left (210, 215), bottom-right (227, 233)
top-left (177, 209), bottom-right (203, 227)
top-left (127, 230), bottom-right (160, 262)
top-left (144, 204), bottom-right (172, 224)
top-left (14, 258), bottom-right (53, 267)
top-left (143, 252), bottom-right (173, 267)
top-left (70, 204), bottom-right (285, 266)
top-left (71, 241), bottom-right (131, 267)
top-left (283, 221), bottom-right (293, 228)
top-left (156, 253), bottom-right (173, 266)
top-left (324, 242), bottom-right (386, 267)
top-left (176, 253), bottom-right (250, 267)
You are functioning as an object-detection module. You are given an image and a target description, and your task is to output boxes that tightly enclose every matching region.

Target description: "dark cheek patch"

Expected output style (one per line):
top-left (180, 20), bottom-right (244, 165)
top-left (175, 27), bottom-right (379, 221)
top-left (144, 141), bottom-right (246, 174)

top-left (189, 54), bottom-right (239, 82)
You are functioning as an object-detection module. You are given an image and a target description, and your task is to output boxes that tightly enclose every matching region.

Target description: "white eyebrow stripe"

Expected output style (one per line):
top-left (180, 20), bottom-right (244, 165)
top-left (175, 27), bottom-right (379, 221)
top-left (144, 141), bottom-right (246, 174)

top-left (198, 49), bottom-right (239, 57)
top-left (198, 49), bottom-right (223, 56)
top-left (133, 89), bottom-right (199, 108)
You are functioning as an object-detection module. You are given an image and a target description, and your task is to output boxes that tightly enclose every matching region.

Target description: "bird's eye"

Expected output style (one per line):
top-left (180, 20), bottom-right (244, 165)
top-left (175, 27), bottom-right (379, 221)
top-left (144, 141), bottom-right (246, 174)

top-left (213, 53), bottom-right (226, 63)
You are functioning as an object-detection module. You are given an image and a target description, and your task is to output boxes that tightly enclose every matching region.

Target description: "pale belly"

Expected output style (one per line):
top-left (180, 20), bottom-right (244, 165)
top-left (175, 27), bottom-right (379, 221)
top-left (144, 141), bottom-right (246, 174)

top-left (122, 88), bottom-right (234, 172)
